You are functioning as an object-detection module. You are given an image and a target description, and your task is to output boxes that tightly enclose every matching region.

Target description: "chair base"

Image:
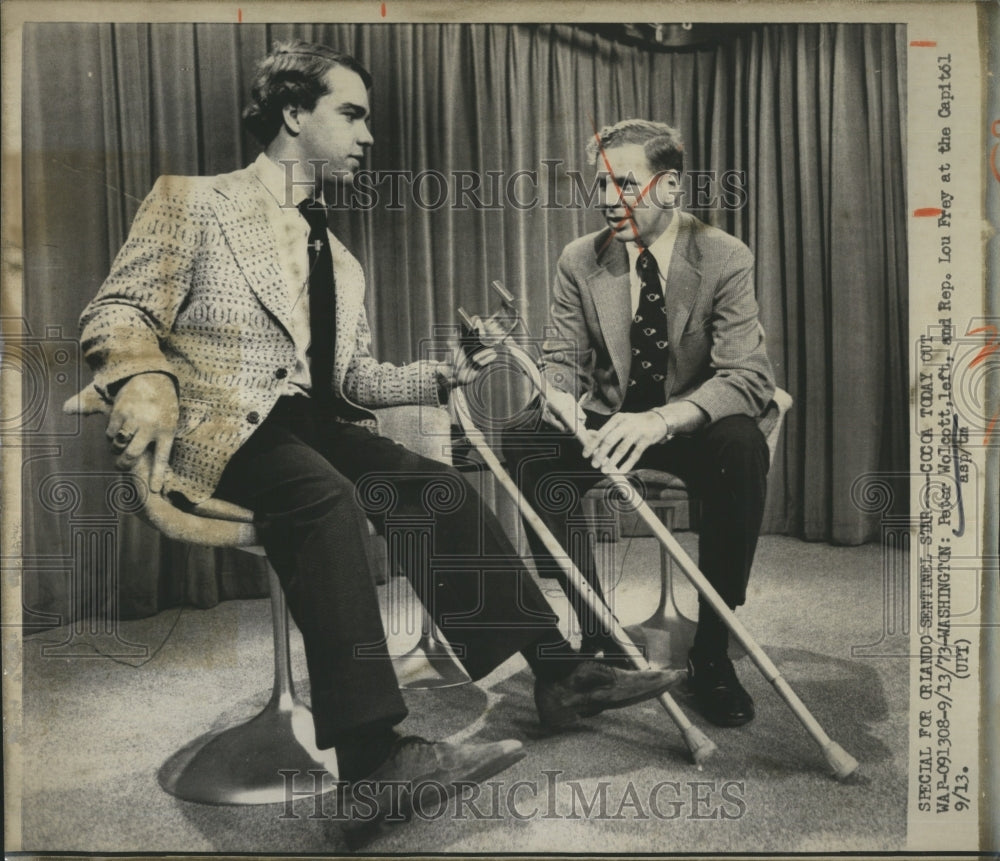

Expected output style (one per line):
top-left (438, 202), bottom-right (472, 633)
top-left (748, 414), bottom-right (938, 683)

top-left (629, 611), bottom-right (748, 668)
top-left (638, 498), bottom-right (747, 667)
top-left (630, 607), bottom-right (700, 669)
top-left (157, 691), bottom-right (338, 805)
top-left (631, 606), bottom-right (748, 668)
top-left (395, 632), bottom-right (472, 690)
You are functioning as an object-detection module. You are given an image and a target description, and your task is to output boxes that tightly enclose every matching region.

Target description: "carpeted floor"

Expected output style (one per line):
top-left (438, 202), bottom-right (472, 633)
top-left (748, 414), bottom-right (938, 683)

top-left (13, 535), bottom-right (906, 854)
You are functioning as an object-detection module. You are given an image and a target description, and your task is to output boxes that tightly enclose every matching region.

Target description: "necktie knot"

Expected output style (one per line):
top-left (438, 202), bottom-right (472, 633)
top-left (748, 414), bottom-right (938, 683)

top-left (636, 249), bottom-right (658, 280)
top-left (298, 198), bottom-right (329, 236)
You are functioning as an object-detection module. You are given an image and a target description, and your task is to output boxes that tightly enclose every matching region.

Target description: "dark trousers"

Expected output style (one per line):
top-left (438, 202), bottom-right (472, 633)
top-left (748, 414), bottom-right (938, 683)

top-left (501, 410), bottom-right (769, 654)
top-left (215, 396), bottom-right (559, 749)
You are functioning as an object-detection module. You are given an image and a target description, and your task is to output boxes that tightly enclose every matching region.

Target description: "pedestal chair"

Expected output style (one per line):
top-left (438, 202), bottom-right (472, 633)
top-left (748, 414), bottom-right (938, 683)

top-left (65, 388), bottom-right (465, 805)
top-left (585, 388), bottom-right (793, 668)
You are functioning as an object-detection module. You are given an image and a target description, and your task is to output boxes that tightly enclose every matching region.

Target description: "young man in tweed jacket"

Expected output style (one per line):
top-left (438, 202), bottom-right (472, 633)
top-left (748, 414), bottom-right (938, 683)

top-left (78, 43), bottom-right (679, 831)
top-left (503, 120), bottom-right (776, 729)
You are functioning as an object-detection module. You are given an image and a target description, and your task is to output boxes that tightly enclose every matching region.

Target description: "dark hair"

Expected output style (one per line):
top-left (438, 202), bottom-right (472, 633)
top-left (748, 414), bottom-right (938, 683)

top-left (242, 40), bottom-right (373, 146)
top-left (586, 119), bottom-right (685, 174)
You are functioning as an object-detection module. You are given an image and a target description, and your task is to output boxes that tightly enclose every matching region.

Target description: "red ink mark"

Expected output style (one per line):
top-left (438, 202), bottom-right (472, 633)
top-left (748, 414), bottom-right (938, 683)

top-left (966, 325), bottom-right (999, 368)
top-left (237, 7), bottom-right (242, 21)
top-left (589, 115), bottom-right (667, 257)
top-left (985, 411), bottom-right (998, 445)
top-left (380, 2), bottom-right (386, 16)
top-left (909, 40), bottom-right (937, 47)
top-left (913, 207), bottom-right (943, 217)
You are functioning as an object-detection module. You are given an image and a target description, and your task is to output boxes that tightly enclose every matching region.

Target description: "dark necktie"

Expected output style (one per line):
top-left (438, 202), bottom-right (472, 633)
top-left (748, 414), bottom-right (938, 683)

top-left (297, 198), bottom-right (336, 400)
top-left (622, 248), bottom-right (669, 412)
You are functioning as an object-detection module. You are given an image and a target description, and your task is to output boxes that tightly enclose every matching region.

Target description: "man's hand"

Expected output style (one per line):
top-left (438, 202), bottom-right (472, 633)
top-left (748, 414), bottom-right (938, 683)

top-left (437, 344), bottom-right (498, 390)
top-left (583, 401), bottom-right (709, 474)
top-left (582, 410), bottom-right (671, 474)
top-left (541, 387), bottom-right (587, 434)
top-left (105, 373), bottom-right (179, 492)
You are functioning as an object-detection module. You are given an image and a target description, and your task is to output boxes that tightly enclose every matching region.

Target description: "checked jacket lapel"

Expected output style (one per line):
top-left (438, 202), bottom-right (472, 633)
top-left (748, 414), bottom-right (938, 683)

top-left (211, 173), bottom-right (299, 338)
top-left (209, 169), bottom-right (367, 399)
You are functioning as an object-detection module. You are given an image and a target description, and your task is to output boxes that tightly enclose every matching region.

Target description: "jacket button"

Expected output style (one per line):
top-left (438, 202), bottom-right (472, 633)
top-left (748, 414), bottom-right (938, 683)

top-left (275, 368), bottom-right (288, 379)
top-left (247, 411), bottom-right (260, 425)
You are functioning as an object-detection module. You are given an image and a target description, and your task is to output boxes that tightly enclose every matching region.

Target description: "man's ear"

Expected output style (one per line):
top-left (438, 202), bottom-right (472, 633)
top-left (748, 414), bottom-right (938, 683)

top-left (657, 170), bottom-right (682, 207)
top-left (282, 104), bottom-right (303, 136)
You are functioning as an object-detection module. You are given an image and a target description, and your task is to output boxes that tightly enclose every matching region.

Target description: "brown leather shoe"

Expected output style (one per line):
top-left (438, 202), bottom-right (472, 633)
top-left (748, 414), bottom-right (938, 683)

top-left (343, 736), bottom-right (525, 843)
top-left (534, 660), bottom-right (683, 729)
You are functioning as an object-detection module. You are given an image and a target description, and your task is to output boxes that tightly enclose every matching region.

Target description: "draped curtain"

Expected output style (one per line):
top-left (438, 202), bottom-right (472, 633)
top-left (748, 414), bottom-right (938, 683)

top-left (20, 21), bottom-right (908, 624)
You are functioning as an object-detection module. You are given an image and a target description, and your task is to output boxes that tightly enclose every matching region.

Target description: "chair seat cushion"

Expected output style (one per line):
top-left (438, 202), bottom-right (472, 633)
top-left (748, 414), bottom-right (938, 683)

top-left (190, 497), bottom-right (256, 523)
top-left (589, 469), bottom-right (689, 498)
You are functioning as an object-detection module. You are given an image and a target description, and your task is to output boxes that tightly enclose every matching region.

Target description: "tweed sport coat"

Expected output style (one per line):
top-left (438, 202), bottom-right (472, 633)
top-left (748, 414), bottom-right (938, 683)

top-left (79, 165), bottom-right (440, 503)
top-left (541, 211), bottom-right (775, 423)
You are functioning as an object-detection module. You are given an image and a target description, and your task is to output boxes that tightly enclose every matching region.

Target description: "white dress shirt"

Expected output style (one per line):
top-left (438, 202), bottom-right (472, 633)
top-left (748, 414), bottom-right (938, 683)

top-left (250, 152), bottom-right (319, 396)
top-left (625, 211), bottom-right (681, 316)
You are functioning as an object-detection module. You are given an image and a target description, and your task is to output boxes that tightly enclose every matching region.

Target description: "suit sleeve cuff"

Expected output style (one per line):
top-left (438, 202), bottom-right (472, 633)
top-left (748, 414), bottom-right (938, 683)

top-left (96, 364), bottom-right (177, 400)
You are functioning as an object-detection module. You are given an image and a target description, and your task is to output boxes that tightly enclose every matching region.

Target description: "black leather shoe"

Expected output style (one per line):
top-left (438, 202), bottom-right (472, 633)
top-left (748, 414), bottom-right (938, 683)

top-left (343, 735), bottom-right (524, 844)
top-left (686, 650), bottom-right (755, 727)
top-left (535, 660), bottom-right (683, 729)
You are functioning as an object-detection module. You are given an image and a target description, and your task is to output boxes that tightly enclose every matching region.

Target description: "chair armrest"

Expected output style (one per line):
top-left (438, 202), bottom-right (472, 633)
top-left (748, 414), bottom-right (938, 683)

top-left (131, 452), bottom-right (259, 547)
top-left (65, 386), bottom-right (259, 547)
top-left (757, 387), bottom-right (793, 464)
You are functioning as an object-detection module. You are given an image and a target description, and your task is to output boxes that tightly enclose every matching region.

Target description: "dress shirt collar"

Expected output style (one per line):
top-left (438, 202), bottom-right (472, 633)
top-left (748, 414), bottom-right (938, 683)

top-left (252, 152), bottom-right (320, 210)
top-left (626, 210), bottom-right (681, 278)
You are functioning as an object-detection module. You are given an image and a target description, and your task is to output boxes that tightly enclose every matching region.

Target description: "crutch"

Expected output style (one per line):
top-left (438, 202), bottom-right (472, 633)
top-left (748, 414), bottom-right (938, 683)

top-left (452, 382), bottom-right (717, 768)
top-left (456, 328), bottom-right (858, 780)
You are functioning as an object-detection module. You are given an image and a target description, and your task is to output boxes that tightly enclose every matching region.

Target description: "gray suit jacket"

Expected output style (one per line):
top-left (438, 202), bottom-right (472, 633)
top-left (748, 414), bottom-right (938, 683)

top-left (80, 166), bottom-right (439, 503)
top-left (542, 211), bottom-right (775, 422)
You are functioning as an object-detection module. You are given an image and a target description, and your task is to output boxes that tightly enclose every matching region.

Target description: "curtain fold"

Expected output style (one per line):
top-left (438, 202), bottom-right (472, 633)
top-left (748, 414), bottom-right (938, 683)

top-left (21, 21), bottom-right (908, 624)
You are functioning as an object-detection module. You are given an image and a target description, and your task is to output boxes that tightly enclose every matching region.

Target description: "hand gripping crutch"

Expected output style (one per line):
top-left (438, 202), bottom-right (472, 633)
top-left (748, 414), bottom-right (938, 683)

top-left (456, 336), bottom-right (858, 780)
top-left (451, 382), bottom-right (717, 768)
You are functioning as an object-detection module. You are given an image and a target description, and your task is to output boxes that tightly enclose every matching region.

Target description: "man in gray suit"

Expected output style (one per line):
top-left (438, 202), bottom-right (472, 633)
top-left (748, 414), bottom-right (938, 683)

top-left (503, 119), bottom-right (775, 728)
top-left (79, 46), bottom-right (678, 833)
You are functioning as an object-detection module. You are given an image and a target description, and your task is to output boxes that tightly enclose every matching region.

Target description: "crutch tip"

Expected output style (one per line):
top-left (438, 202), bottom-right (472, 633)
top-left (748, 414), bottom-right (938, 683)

top-left (823, 742), bottom-right (859, 780)
top-left (682, 725), bottom-right (717, 767)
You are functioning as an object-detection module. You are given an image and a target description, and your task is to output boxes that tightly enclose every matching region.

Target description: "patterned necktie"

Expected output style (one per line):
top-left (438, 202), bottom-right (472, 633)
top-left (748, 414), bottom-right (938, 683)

top-left (622, 248), bottom-right (669, 412)
top-left (298, 198), bottom-right (336, 401)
